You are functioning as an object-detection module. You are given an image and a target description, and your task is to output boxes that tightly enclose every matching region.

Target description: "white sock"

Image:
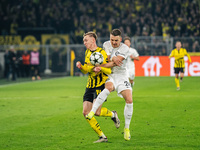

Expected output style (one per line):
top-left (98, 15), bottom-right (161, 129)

top-left (111, 112), bottom-right (114, 118)
top-left (91, 88), bottom-right (110, 113)
top-left (124, 103), bottom-right (133, 129)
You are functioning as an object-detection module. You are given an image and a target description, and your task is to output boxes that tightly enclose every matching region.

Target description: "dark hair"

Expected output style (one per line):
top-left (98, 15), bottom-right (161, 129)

top-left (111, 29), bottom-right (121, 36)
top-left (124, 36), bottom-right (131, 42)
top-left (83, 31), bottom-right (97, 40)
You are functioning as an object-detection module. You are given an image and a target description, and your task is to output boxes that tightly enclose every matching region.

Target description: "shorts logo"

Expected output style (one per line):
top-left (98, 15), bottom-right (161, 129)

top-left (96, 90), bottom-right (101, 95)
top-left (124, 81), bottom-right (131, 88)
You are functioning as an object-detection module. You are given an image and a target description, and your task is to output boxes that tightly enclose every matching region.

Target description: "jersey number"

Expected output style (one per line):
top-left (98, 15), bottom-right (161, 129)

top-left (124, 81), bottom-right (131, 88)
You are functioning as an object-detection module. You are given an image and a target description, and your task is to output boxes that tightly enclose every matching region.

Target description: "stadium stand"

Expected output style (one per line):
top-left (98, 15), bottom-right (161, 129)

top-left (0, 0), bottom-right (199, 43)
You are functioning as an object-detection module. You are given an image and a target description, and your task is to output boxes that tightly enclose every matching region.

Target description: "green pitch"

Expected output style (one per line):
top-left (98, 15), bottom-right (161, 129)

top-left (0, 76), bottom-right (199, 150)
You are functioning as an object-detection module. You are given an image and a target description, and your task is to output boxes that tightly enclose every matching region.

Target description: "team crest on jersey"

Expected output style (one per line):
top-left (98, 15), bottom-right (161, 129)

top-left (115, 51), bottom-right (120, 56)
top-left (115, 51), bottom-right (125, 57)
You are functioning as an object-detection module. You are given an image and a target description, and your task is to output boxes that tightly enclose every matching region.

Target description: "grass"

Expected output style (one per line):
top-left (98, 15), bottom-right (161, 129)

top-left (0, 76), bottom-right (200, 150)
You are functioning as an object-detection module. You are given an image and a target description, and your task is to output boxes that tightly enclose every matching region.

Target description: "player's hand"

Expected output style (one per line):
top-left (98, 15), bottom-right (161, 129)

top-left (130, 55), bottom-right (134, 60)
top-left (112, 56), bottom-right (123, 66)
top-left (76, 61), bottom-right (82, 69)
top-left (93, 67), bottom-right (101, 74)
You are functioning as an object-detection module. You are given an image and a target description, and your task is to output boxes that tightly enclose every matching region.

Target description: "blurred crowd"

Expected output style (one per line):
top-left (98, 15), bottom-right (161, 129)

top-left (0, 0), bottom-right (199, 43)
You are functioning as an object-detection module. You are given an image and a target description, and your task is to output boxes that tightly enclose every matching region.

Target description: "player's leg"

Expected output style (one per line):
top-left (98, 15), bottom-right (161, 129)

top-left (174, 68), bottom-right (180, 90)
top-left (94, 85), bottom-right (113, 118)
top-left (83, 101), bottom-right (107, 143)
top-left (130, 68), bottom-right (135, 87)
top-left (93, 83), bottom-right (120, 128)
top-left (129, 74), bottom-right (135, 88)
top-left (121, 89), bottom-right (133, 141)
top-left (83, 89), bottom-right (107, 143)
top-left (180, 68), bottom-right (184, 82)
top-left (94, 83), bottom-right (115, 117)
top-left (87, 81), bottom-right (114, 119)
top-left (96, 105), bottom-right (120, 129)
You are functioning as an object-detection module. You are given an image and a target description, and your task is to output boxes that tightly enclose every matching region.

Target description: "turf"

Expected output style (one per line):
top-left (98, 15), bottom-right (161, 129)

top-left (0, 76), bottom-right (199, 150)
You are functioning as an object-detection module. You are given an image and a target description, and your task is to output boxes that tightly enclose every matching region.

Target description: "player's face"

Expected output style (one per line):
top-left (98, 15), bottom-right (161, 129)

top-left (124, 40), bottom-right (131, 47)
top-left (176, 42), bottom-right (182, 50)
top-left (83, 35), bottom-right (94, 49)
top-left (110, 34), bottom-right (122, 48)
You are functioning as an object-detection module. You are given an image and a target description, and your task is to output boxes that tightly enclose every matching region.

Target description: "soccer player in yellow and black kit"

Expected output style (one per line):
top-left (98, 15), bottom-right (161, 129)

top-left (76, 31), bottom-right (120, 143)
top-left (169, 41), bottom-right (192, 90)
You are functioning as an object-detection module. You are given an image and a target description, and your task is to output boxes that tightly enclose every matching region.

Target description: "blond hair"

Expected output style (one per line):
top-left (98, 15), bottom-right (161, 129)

top-left (83, 31), bottom-right (97, 40)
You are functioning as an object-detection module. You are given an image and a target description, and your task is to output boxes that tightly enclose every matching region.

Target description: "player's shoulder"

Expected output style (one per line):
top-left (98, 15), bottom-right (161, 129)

top-left (85, 49), bottom-right (90, 55)
top-left (97, 47), bottom-right (106, 54)
top-left (120, 43), bottom-right (129, 51)
top-left (129, 47), bottom-right (137, 52)
top-left (130, 47), bottom-right (139, 55)
top-left (172, 48), bottom-right (176, 52)
top-left (181, 48), bottom-right (187, 51)
top-left (96, 46), bottom-right (104, 51)
top-left (103, 41), bottom-right (111, 47)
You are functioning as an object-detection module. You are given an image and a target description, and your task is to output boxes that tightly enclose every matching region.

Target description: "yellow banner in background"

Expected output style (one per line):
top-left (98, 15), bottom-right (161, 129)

top-left (0, 35), bottom-right (22, 45)
top-left (0, 35), bottom-right (40, 50)
top-left (0, 34), bottom-right (69, 51)
top-left (42, 34), bottom-right (69, 45)
top-left (21, 35), bottom-right (40, 46)
top-left (41, 34), bottom-right (69, 54)
top-left (188, 52), bottom-right (200, 56)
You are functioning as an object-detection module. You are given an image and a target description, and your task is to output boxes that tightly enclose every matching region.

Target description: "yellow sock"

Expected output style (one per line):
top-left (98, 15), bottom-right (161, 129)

top-left (175, 78), bottom-right (180, 87)
top-left (86, 117), bottom-right (104, 137)
top-left (99, 107), bottom-right (113, 117)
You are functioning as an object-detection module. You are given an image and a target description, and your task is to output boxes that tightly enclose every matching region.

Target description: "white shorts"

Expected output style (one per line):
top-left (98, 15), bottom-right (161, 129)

top-left (106, 73), bottom-right (132, 98)
top-left (127, 68), bottom-right (135, 80)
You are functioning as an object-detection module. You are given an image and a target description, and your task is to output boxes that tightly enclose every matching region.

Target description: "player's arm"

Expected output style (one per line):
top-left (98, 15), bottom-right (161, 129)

top-left (130, 55), bottom-right (139, 61)
top-left (107, 55), bottom-right (111, 62)
top-left (169, 50), bottom-right (174, 58)
top-left (93, 67), bottom-right (111, 75)
top-left (111, 55), bottom-right (124, 66)
top-left (100, 55), bottom-right (124, 67)
top-left (101, 50), bottom-right (112, 73)
top-left (96, 50), bottom-right (112, 74)
top-left (185, 49), bottom-right (192, 63)
top-left (76, 61), bottom-right (87, 74)
top-left (76, 61), bottom-right (94, 74)
top-left (130, 49), bottom-right (140, 61)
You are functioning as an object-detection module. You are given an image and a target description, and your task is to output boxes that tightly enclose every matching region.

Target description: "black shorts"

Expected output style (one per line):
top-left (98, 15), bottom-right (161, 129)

top-left (83, 84), bottom-right (105, 103)
top-left (174, 68), bottom-right (184, 74)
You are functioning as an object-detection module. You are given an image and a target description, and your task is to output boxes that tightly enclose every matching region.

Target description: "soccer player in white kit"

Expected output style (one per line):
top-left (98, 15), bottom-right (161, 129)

top-left (124, 37), bottom-right (139, 87)
top-left (86, 29), bottom-right (133, 141)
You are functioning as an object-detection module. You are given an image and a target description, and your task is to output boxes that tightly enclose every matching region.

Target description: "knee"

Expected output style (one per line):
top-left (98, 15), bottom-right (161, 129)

top-left (105, 83), bottom-right (114, 92)
top-left (126, 99), bottom-right (133, 104)
top-left (106, 87), bottom-right (113, 92)
top-left (125, 96), bottom-right (133, 104)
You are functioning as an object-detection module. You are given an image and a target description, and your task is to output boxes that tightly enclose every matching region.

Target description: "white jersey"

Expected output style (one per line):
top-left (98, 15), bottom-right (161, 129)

top-left (126, 47), bottom-right (139, 69)
top-left (103, 41), bottom-right (129, 75)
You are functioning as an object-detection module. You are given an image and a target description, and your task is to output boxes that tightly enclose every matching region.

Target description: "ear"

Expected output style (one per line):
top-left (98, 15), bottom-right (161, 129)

top-left (120, 37), bottom-right (122, 42)
top-left (93, 38), bottom-right (96, 43)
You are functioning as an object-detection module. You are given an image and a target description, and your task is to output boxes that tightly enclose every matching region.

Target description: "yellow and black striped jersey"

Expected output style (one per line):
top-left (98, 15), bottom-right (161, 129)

top-left (169, 48), bottom-right (191, 68)
top-left (80, 47), bottom-right (111, 88)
